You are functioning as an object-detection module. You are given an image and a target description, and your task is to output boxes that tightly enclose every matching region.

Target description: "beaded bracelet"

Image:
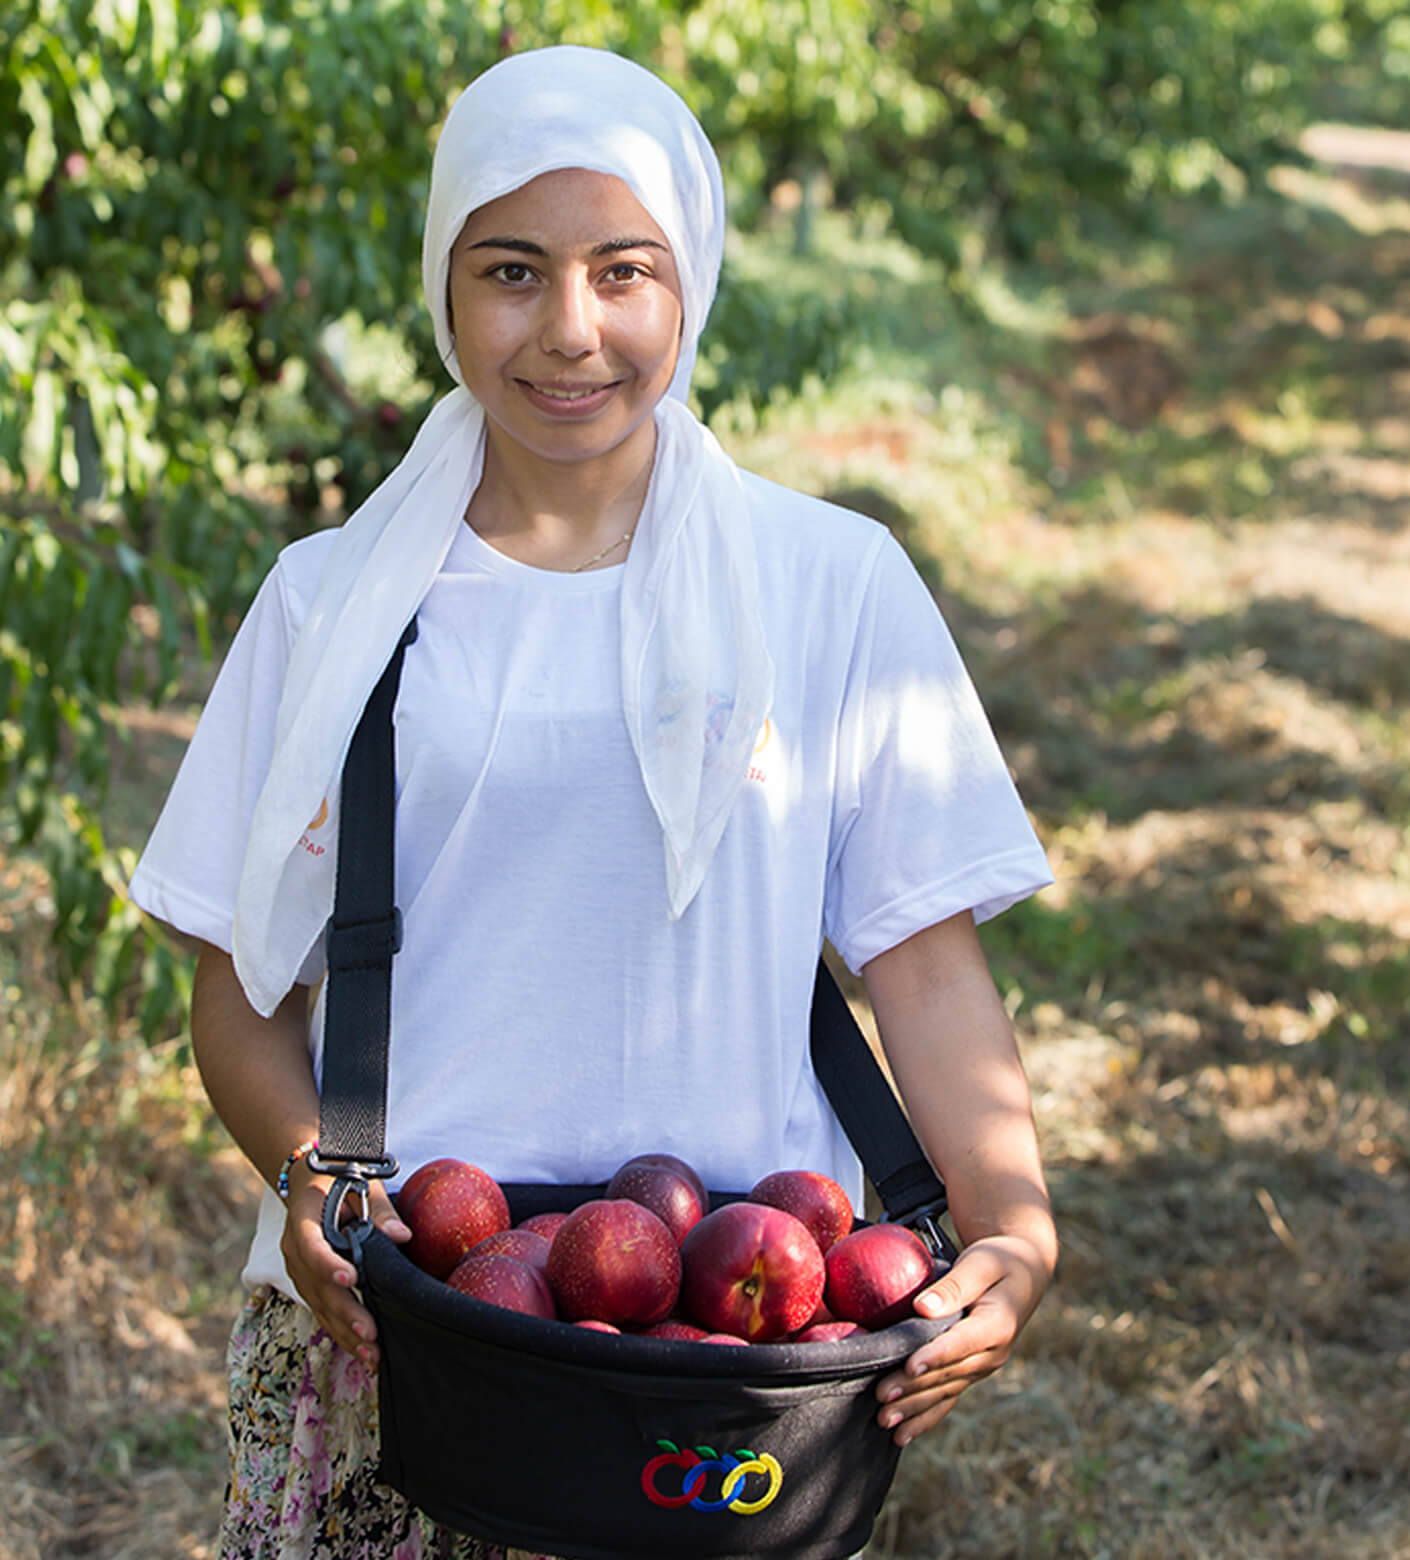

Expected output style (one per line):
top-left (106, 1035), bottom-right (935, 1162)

top-left (276, 1138), bottom-right (319, 1201)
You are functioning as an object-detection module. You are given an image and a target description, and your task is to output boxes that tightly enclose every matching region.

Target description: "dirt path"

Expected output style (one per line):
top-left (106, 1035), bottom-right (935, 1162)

top-left (1302, 122), bottom-right (1410, 175)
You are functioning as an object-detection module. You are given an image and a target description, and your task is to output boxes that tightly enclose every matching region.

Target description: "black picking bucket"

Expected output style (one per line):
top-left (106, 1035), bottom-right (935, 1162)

top-left (359, 1186), bottom-right (953, 1560)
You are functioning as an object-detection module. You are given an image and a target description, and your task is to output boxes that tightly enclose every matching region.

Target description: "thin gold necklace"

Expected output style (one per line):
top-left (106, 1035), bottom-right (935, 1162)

top-left (571, 528), bottom-right (634, 572)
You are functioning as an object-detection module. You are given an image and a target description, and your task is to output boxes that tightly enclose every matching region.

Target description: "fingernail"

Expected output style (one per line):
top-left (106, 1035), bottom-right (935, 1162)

top-left (385, 1219), bottom-right (411, 1240)
top-left (915, 1293), bottom-right (944, 1317)
top-left (882, 1386), bottom-right (902, 1403)
top-left (358, 1345), bottom-right (374, 1365)
top-left (881, 1411), bottom-right (901, 1429)
top-left (352, 1320), bottom-right (368, 1340)
top-left (333, 1269), bottom-right (352, 1287)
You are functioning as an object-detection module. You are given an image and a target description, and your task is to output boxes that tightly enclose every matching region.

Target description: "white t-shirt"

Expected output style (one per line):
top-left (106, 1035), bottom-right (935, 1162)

top-left (130, 471), bottom-right (1052, 1298)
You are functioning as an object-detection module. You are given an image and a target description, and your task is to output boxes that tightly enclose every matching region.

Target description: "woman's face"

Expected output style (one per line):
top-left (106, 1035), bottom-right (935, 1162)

top-left (447, 168), bottom-right (684, 474)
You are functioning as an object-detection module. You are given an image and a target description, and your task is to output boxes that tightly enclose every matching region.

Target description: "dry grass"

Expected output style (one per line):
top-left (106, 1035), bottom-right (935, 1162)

top-left (0, 858), bottom-right (260, 1560)
top-left (6, 133), bottom-right (1410, 1558)
top-left (845, 136), bottom-right (1410, 1560)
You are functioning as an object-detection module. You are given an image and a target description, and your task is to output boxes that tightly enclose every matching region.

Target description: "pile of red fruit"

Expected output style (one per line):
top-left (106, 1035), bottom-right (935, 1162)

top-left (394, 1152), bottom-right (941, 1343)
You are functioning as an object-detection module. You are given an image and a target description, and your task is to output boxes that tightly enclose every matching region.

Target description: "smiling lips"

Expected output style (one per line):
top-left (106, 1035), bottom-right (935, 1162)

top-left (519, 378), bottom-right (621, 416)
top-left (532, 383), bottom-right (610, 399)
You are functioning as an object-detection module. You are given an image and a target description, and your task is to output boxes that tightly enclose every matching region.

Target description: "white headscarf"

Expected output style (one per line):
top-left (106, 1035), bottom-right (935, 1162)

top-left (231, 45), bottom-right (775, 1017)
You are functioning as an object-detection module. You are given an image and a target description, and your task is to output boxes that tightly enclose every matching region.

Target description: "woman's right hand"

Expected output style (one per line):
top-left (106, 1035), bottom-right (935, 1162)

top-left (188, 944), bottom-right (417, 1362)
top-left (279, 1163), bottom-right (413, 1365)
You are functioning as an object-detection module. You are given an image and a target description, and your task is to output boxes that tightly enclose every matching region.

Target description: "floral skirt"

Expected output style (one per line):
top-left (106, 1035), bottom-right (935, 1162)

top-left (219, 1285), bottom-right (558, 1560)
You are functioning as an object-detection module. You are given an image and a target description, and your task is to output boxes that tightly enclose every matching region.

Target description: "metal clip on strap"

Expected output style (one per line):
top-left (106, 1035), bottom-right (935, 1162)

top-left (873, 1159), bottom-right (956, 1261)
top-left (309, 1151), bottom-right (400, 1259)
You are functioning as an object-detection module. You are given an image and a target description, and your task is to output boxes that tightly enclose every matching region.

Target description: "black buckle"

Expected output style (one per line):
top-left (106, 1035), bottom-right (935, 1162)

top-left (885, 1196), bottom-right (959, 1266)
top-left (312, 1154), bottom-right (400, 1261)
top-left (324, 909), bottom-right (403, 972)
top-left (306, 1149), bottom-right (399, 1180)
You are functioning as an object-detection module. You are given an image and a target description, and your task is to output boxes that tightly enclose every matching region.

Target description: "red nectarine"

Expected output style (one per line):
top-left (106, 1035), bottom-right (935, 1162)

top-left (446, 1252), bottom-right (556, 1319)
top-left (618, 1153), bottom-right (709, 1213)
top-left (748, 1170), bottom-right (854, 1254)
top-left (794, 1320), bottom-right (869, 1343)
top-left (606, 1159), bottom-right (705, 1244)
top-left (679, 1202), bottom-right (825, 1341)
top-left (396, 1159), bottom-right (510, 1280)
top-left (517, 1211), bottom-right (569, 1241)
top-left (639, 1319), bottom-right (709, 1341)
top-left (465, 1227), bottom-right (552, 1274)
top-left (545, 1199), bottom-right (681, 1327)
top-left (825, 1223), bottom-right (935, 1330)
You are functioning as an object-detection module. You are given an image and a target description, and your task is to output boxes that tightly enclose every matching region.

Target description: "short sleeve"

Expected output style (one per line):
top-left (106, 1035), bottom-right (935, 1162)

top-left (127, 563), bottom-right (298, 958)
top-left (823, 532), bottom-right (1052, 972)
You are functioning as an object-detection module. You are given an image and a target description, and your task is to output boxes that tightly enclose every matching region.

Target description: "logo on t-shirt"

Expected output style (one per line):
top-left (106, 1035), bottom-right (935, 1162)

top-left (747, 719), bottom-right (772, 783)
top-left (298, 797), bottom-right (330, 857)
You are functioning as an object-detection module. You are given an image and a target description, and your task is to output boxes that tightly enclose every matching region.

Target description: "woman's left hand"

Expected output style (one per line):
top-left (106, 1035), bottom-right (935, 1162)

top-left (873, 1233), bottom-right (1052, 1446)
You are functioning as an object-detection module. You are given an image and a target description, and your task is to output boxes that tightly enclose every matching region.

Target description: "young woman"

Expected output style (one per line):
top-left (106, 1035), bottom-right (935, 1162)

top-left (130, 45), bottom-right (1057, 1560)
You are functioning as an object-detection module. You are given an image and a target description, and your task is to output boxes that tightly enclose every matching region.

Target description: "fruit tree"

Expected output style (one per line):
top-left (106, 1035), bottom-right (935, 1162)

top-left (1, 0), bottom-right (1367, 1027)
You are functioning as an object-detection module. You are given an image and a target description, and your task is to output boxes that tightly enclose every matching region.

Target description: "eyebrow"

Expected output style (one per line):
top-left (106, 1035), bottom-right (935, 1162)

top-left (467, 236), bottom-right (668, 256)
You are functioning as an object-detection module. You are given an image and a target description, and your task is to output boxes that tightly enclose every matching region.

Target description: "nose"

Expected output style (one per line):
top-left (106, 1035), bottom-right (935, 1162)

top-left (539, 269), bottom-right (599, 358)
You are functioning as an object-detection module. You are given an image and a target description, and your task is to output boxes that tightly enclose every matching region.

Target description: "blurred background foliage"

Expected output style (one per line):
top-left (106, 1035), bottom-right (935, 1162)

top-left (2, 0), bottom-right (1407, 1028)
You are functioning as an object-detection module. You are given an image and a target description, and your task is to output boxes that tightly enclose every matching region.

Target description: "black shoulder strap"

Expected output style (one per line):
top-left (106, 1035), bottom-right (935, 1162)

top-left (809, 960), bottom-right (952, 1251)
top-left (313, 617), bottom-right (418, 1184)
top-left (317, 625), bottom-right (955, 1259)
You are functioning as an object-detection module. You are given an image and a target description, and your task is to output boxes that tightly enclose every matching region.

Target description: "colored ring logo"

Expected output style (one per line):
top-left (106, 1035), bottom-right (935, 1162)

top-left (642, 1442), bottom-right (783, 1515)
top-left (720, 1456), bottom-right (784, 1515)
